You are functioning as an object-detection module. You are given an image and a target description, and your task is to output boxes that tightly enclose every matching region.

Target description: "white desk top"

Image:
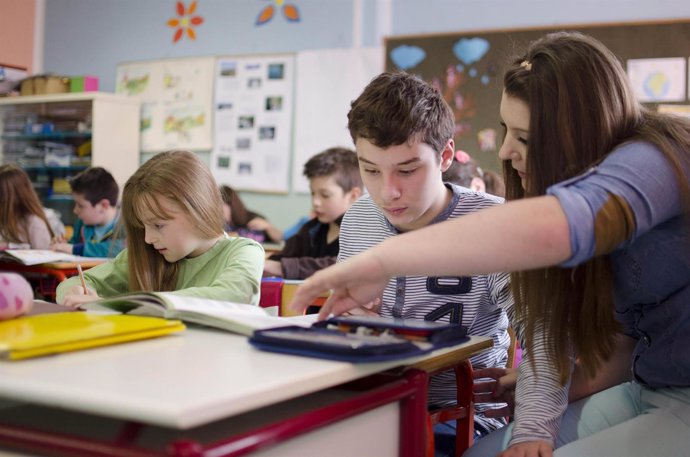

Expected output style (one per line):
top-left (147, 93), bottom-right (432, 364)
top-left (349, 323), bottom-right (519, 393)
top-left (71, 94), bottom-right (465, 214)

top-left (0, 328), bottom-right (491, 429)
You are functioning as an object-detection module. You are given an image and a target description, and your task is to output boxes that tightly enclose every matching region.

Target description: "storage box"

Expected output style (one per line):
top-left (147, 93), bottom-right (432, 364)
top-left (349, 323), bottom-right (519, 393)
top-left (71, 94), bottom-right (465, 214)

top-left (70, 75), bottom-right (99, 92)
top-left (20, 75), bottom-right (70, 95)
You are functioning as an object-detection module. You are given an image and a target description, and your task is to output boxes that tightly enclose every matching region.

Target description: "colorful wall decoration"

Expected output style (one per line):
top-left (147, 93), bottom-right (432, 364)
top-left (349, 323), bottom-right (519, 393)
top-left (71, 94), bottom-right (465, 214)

top-left (116, 57), bottom-right (215, 152)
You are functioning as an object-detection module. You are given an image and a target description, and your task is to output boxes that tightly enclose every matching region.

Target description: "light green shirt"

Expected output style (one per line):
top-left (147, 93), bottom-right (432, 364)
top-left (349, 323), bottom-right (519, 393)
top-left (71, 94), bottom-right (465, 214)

top-left (56, 235), bottom-right (264, 305)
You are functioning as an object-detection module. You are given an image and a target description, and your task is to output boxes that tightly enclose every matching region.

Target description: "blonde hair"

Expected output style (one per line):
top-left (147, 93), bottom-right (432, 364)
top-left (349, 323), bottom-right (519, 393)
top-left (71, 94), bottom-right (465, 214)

top-left (121, 150), bottom-right (225, 292)
top-left (0, 164), bottom-right (54, 243)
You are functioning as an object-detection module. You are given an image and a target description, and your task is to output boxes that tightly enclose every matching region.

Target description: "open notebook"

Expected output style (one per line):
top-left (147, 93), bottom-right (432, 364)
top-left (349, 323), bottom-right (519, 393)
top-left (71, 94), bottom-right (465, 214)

top-left (0, 249), bottom-right (108, 266)
top-left (0, 312), bottom-right (185, 360)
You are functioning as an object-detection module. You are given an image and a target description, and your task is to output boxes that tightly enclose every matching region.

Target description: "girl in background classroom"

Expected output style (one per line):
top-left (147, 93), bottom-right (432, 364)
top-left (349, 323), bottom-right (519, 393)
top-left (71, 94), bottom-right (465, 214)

top-left (0, 164), bottom-right (54, 250)
top-left (219, 185), bottom-right (284, 243)
top-left (57, 150), bottom-right (264, 307)
top-left (291, 32), bottom-right (690, 457)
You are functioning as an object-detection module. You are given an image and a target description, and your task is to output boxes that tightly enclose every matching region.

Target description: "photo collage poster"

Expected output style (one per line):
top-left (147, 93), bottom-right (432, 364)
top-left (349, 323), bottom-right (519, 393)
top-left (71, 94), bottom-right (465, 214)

top-left (211, 54), bottom-right (294, 193)
top-left (115, 57), bottom-right (215, 152)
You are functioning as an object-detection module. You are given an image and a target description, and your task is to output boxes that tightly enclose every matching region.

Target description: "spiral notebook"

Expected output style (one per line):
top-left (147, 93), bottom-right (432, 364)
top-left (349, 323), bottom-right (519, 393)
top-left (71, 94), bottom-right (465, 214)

top-left (0, 312), bottom-right (185, 360)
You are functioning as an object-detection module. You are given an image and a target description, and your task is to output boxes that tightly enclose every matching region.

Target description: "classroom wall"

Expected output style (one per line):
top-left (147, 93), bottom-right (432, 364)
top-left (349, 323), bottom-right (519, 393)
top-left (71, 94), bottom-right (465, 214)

top-left (39, 0), bottom-right (690, 231)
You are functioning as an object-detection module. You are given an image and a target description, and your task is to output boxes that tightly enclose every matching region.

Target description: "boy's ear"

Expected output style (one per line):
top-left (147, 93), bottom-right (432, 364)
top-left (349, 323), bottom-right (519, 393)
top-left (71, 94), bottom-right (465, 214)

top-left (440, 139), bottom-right (455, 172)
top-left (348, 186), bottom-right (363, 202)
top-left (97, 198), bottom-right (112, 210)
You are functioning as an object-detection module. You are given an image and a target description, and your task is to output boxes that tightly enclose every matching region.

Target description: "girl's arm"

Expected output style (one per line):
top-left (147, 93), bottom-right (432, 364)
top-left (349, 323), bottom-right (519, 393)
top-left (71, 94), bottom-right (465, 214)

top-left (26, 215), bottom-right (52, 250)
top-left (56, 252), bottom-right (130, 304)
top-left (291, 196), bottom-right (571, 317)
top-left (247, 217), bottom-right (284, 243)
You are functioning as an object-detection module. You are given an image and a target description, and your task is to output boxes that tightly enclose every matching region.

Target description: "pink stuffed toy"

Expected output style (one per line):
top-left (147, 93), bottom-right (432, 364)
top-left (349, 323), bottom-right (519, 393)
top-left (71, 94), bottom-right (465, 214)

top-left (0, 273), bottom-right (34, 320)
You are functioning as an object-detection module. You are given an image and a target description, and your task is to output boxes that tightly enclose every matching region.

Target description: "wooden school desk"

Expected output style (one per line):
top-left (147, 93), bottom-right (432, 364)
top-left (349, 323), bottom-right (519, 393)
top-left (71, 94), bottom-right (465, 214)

top-left (0, 327), bottom-right (492, 456)
top-left (0, 259), bottom-right (104, 300)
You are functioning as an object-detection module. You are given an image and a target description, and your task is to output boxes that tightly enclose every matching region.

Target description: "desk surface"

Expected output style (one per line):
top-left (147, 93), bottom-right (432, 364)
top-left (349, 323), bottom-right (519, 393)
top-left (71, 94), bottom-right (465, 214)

top-left (0, 328), bottom-right (491, 430)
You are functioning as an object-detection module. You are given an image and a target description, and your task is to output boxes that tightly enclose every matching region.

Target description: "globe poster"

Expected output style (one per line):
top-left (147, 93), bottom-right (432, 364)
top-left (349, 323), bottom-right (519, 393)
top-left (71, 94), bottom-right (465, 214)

top-left (627, 57), bottom-right (687, 103)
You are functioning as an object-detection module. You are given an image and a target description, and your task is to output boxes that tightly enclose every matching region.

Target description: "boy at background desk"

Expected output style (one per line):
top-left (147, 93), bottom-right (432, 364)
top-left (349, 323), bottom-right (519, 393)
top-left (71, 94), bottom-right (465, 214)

top-left (51, 167), bottom-right (124, 258)
top-left (263, 147), bottom-right (362, 280)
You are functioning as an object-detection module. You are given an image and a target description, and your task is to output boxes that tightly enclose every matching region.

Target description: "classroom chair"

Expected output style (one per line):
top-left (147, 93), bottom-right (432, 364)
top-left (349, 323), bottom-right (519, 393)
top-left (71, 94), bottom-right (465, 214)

top-left (427, 327), bottom-right (518, 457)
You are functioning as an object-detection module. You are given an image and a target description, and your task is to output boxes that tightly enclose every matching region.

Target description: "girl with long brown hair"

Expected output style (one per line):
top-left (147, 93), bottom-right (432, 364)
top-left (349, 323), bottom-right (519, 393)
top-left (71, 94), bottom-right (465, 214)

top-left (0, 164), bottom-right (54, 249)
top-left (57, 150), bottom-right (264, 307)
top-left (290, 32), bottom-right (690, 457)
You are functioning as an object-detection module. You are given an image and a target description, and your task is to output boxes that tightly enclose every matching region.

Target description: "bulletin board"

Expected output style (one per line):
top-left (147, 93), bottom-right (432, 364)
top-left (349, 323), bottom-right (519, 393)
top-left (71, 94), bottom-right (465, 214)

top-left (211, 53), bottom-right (295, 194)
top-left (116, 57), bottom-right (215, 153)
top-left (385, 19), bottom-right (690, 173)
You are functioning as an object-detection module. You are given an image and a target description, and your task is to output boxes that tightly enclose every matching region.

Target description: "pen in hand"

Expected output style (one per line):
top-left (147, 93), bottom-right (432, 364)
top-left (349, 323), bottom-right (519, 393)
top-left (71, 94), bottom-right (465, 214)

top-left (76, 264), bottom-right (88, 295)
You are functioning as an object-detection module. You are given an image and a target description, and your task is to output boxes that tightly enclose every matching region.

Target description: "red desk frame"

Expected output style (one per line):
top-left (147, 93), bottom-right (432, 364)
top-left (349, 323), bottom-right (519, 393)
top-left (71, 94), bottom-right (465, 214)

top-left (0, 369), bottom-right (429, 457)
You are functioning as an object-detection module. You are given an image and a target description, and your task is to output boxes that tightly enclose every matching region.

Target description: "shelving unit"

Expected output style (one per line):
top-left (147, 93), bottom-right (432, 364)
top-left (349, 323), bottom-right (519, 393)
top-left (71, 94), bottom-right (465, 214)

top-left (0, 92), bottom-right (140, 225)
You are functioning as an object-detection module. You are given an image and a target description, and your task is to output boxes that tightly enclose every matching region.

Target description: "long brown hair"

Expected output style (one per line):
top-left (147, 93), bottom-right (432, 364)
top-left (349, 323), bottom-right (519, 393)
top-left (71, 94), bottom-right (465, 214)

top-left (503, 32), bottom-right (690, 382)
top-left (121, 151), bottom-right (225, 292)
top-left (0, 164), bottom-right (54, 243)
top-left (219, 185), bottom-right (251, 226)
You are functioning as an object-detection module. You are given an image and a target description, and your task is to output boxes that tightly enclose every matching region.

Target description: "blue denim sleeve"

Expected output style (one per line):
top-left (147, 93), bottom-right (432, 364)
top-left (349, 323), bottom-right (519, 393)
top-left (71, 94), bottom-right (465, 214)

top-left (546, 142), bottom-right (684, 267)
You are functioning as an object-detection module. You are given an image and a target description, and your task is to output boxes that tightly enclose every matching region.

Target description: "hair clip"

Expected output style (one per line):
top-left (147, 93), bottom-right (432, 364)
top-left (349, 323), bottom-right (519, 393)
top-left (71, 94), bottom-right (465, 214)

top-left (520, 60), bottom-right (532, 71)
top-left (455, 150), bottom-right (471, 164)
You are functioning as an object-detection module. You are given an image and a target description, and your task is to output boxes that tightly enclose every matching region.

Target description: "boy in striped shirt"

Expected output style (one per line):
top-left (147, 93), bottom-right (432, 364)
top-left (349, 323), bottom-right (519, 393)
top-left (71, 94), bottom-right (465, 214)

top-left (338, 71), bottom-right (515, 455)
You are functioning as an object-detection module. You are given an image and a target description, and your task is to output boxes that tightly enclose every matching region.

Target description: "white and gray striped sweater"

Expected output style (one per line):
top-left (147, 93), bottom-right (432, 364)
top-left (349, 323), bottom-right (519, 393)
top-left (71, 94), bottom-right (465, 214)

top-left (338, 183), bottom-right (515, 431)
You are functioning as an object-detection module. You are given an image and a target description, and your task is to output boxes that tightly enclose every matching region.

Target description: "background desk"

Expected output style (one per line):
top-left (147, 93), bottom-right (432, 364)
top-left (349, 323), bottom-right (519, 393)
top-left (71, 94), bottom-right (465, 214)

top-left (0, 328), bottom-right (491, 456)
top-left (0, 260), bottom-right (104, 300)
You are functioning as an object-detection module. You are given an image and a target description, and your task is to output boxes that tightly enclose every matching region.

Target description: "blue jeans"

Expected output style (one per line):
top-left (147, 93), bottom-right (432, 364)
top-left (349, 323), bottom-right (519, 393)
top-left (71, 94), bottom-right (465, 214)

top-left (463, 382), bottom-right (690, 457)
top-left (434, 419), bottom-right (495, 457)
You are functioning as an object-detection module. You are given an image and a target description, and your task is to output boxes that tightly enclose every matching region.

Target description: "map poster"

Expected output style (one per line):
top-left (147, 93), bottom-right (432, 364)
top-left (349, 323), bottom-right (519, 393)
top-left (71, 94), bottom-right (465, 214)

top-left (116, 57), bottom-right (215, 152)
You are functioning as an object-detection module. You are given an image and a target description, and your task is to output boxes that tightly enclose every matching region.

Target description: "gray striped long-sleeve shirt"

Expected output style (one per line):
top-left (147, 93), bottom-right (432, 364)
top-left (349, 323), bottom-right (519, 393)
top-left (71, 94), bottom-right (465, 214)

top-left (338, 183), bottom-right (514, 431)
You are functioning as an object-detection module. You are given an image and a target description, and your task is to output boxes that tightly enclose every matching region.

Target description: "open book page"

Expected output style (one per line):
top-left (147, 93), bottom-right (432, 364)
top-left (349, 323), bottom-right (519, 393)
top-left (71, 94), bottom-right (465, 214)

top-left (0, 250), bottom-right (108, 266)
top-left (84, 292), bottom-right (319, 336)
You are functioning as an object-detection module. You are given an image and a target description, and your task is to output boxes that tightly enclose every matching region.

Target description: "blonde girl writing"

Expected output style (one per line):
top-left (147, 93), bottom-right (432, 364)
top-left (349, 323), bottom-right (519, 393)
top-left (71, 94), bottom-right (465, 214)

top-left (57, 150), bottom-right (264, 307)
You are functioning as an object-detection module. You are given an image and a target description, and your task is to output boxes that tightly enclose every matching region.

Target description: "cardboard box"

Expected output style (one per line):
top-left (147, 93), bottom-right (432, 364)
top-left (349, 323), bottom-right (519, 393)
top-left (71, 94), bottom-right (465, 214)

top-left (70, 75), bottom-right (99, 92)
top-left (20, 75), bottom-right (70, 95)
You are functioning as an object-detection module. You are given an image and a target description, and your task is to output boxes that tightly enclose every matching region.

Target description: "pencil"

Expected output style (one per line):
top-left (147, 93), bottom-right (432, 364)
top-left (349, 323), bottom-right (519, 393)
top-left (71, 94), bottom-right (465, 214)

top-left (76, 264), bottom-right (88, 294)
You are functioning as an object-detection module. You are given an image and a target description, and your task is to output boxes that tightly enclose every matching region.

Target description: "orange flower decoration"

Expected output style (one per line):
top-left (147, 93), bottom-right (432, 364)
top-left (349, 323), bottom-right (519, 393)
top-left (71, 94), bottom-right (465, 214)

top-left (167, 1), bottom-right (204, 43)
top-left (256, 0), bottom-right (300, 26)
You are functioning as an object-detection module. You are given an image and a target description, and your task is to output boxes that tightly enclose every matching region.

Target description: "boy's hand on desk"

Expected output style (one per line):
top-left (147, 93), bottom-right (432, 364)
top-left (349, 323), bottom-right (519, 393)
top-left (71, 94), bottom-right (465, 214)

top-left (263, 259), bottom-right (283, 277)
top-left (51, 242), bottom-right (73, 253)
top-left (60, 285), bottom-right (100, 308)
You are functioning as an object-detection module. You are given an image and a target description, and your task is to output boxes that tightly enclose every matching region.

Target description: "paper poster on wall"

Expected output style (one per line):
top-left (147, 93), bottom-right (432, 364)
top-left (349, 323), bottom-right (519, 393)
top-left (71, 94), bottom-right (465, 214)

top-left (658, 104), bottom-right (690, 118)
top-left (626, 57), bottom-right (686, 102)
top-left (292, 47), bottom-right (383, 194)
top-left (210, 54), bottom-right (294, 193)
top-left (116, 57), bottom-right (215, 152)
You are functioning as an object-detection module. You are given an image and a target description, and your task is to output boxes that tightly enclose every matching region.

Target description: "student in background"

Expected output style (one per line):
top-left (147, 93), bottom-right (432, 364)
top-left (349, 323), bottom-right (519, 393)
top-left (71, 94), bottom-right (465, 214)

top-left (443, 150), bottom-right (506, 197)
top-left (264, 147), bottom-right (362, 279)
top-left (292, 33), bottom-right (690, 457)
top-left (51, 167), bottom-right (124, 257)
top-left (0, 164), bottom-right (54, 249)
top-left (57, 150), bottom-right (264, 307)
top-left (282, 211), bottom-right (315, 241)
top-left (335, 71), bottom-right (514, 454)
top-left (220, 185), bottom-right (283, 243)
top-left (481, 169), bottom-right (506, 199)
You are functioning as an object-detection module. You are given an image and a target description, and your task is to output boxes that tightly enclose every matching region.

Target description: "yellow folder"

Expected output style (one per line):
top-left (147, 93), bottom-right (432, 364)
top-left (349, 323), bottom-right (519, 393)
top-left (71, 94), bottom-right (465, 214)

top-left (0, 312), bottom-right (185, 360)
